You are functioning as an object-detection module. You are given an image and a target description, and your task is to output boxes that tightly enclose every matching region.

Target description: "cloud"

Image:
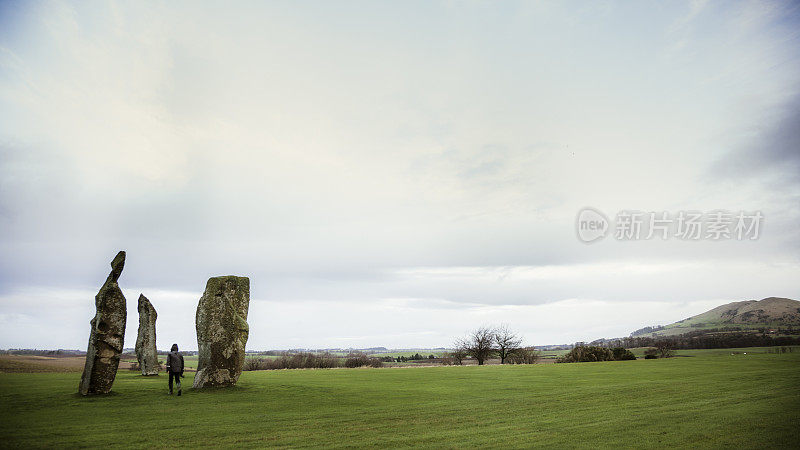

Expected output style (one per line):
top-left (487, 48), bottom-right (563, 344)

top-left (2, 259), bottom-right (798, 350)
top-left (706, 94), bottom-right (800, 251)
top-left (1, 1), bottom-right (799, 348)
top-left (712, 96), bottom-right (800, 184)
top-left (0, 286), bottom-right (743, 350)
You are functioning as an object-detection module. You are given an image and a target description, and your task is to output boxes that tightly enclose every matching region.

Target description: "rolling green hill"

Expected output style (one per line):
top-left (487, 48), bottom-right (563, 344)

top-left (632, 297), bottom-right (800, 337)
top-left (1, 348), bottom-right (798, 447)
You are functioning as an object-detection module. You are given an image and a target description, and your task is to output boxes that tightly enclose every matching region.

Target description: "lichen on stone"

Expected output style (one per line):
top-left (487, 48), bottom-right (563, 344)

top-left (193, 275), bottom-right (250, 388)
top-left (78, 251), bottom-right (127, 395)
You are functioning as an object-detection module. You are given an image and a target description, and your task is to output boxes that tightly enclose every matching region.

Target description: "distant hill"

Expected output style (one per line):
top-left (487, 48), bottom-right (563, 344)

top-left (631, 297), bottom-right (800, 337)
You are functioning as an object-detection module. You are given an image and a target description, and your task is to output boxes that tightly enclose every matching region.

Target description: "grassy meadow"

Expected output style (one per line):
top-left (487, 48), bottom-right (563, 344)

top-left (1, 349), bottom-right (798, 448)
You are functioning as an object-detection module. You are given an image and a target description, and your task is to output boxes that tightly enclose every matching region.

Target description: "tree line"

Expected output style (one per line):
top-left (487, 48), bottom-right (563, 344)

top-left (595, 329), bottom-right (800, 350)
top-left (557, 346), bottom-right (638, 363)
top-left (384, 353), bottom-right (436, 363)
top-left (243, 352), bottom-right (384, 371)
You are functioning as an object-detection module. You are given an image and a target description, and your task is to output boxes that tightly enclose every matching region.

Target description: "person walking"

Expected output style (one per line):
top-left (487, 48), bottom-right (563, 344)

top-left (166, 343), bottom-right (184, 396)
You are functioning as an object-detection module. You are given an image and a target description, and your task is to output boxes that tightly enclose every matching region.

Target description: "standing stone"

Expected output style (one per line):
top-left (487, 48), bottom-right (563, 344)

top-left (78, 251), bottom-right (127, 395)
top-left (135, 294), bottom-right (159, 376)
top-left (193, 276), bottom-right (250, 388)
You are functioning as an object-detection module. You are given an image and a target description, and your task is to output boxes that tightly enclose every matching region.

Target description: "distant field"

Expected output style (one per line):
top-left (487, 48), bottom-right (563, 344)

top-left (1, 348), bottom-right (798, 447)
top-left (538, 349), bottom-right (570, 358)
top-left (644, 323), bottom-right (792, 337)
top-left (370, 350), bottom-right (444, 358)
top-left (11, 346), bottom-right (794, 372)
top-left (0, 355), bottom-right (86, 373)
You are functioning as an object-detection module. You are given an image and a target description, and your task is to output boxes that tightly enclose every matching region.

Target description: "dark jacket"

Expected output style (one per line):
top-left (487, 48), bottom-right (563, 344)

top-left (166, 351), bottom-right (184, 374)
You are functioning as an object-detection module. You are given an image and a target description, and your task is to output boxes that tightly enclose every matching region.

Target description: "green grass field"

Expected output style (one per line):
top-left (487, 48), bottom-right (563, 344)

top-left (2, 350), bottom-right (798, 448)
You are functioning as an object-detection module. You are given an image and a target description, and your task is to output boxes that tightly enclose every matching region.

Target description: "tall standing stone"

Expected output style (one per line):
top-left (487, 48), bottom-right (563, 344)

top-left (78, 251), bottom-right (127, 395)
top-left (135, 294), bottom-right (159, 376)
top-left (193, 276), bottom-right (250, 388)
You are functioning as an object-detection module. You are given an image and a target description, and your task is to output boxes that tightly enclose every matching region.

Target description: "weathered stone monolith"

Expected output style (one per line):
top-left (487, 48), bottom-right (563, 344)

top-left (135, 294), bottom-right (159, 376)
top-left (193, 276), bottom-right (250, 388)
top-left (78, 251), bottom-right (127, 395)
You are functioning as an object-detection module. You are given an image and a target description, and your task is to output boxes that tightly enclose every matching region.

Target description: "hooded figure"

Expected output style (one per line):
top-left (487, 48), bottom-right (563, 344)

top-left (166, 343), bottom-right (184, 395)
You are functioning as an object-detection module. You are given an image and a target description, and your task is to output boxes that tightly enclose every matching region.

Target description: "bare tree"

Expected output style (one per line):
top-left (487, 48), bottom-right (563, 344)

top-left (445, 346), bottom-right (468, 366)
top-left (493, 325), bottom-right (523, 364)
top-left (460, 326), bottom-right (495, 365)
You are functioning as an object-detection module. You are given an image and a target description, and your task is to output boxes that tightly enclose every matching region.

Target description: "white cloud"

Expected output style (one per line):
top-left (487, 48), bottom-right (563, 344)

top-left (1, 258), bottom-right (797, 350)
top-left (1, 1), bottom-right (799, 348)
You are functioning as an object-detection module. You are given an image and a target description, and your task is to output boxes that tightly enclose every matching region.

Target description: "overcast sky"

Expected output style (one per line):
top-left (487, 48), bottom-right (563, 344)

top-left (1, 1), bottom-right (799, 351)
